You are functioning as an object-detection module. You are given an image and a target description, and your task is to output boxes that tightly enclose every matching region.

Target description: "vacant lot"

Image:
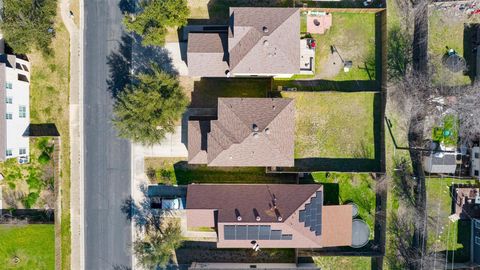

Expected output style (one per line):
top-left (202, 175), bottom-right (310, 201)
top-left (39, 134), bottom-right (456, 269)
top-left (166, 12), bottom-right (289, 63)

top-left (189, 78), bottom-right (269, 108)
top-left (145, 158), bottom-right (297, 185)
top-left (426, 177), bottom-right (476, 263)
top-left (282, 91), bottom-right (376, 159)
top-left (0, 225), bottom-right (55, 270)
top-left (312, 172), bottom-right (376, 234)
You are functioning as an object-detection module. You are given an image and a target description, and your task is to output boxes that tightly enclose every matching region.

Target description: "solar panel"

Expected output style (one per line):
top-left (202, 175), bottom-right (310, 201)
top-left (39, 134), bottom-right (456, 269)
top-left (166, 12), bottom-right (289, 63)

top-left (299, 191), bottom-right (323, 236)
top-left (281, 234), bottom-right (293, 240)
top-left (270, 230), bottom-right (281, 240)
top-left (247, 225), bottom-right (259, 239)
top-left (224, 225), bottom-right (235, 240)
top-left (299, 210), bottom-right (306, 222)
top-left (236, 225), bottom-right (247, 240)
top-left (259, 225), bottom-right (270, 240)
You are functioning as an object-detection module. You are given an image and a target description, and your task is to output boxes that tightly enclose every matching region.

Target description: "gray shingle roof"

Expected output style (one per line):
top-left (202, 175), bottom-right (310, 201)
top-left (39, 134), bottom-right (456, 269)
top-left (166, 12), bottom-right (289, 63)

top-left (188, 98), bottom-right (295, 167)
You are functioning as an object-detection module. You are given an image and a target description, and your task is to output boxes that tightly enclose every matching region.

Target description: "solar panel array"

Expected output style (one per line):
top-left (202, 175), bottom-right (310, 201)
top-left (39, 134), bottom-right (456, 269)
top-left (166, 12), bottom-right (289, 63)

top-left (224, 225), bottom-right (293, 240)
top-left (298, 191), bottom-right (323, 236)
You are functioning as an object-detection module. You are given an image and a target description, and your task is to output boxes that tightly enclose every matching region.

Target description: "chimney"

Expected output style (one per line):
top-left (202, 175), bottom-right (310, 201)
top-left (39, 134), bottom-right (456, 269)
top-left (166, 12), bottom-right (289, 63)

top-left (253, 208), bottom-right (261, 221)
top-left (235, 209), bottom-right (242, 221)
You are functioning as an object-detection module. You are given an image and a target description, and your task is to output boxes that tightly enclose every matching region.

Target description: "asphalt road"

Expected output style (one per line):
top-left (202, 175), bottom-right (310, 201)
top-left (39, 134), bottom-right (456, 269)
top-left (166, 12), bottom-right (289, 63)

top-left (84, 1), bottom-right (132, 269)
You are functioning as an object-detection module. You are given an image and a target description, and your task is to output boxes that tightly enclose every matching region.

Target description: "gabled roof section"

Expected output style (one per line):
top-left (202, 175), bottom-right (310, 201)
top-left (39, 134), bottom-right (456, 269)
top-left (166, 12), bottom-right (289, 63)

top-left (207, 98), bottom-right (294, 167)
top-left (188, 120), bottom-right (210, 164)
top-left (186, 184), bottom-right (322, 223)
top-left (228, 7), bottom-right (300, 74)
top-left (187, 32), bottom-right (229, 77)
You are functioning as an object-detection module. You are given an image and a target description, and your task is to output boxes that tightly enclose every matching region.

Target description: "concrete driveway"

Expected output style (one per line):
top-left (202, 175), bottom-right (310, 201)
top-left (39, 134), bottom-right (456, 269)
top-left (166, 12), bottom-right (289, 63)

top-left (165, 42), bottom-right (188, 76)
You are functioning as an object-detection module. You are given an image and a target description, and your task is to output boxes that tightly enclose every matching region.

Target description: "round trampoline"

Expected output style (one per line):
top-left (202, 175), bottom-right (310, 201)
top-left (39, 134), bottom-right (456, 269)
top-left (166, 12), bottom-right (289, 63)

top-left (351, 219), bottom-right (370, 248)
top-left (443, 54), bottom-right (466, 73)
top-left (348, 202), bottom-right (359, 218)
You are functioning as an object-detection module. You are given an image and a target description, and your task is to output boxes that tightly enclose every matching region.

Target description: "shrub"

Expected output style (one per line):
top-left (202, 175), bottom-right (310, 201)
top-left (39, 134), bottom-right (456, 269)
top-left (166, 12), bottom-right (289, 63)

top-left (38, 152), bottom-right (51, 165)
top-left (22, 192), bottom-right (40, 209)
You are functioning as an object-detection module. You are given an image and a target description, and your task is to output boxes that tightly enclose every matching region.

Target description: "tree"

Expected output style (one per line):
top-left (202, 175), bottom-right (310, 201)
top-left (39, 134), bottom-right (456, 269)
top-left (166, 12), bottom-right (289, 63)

top-left (112, 65), bottom-right (188, 145)
top-left (133, 219), bottom-right (183, 269)
top-left (0, 0), bottom-right (57, 55)
top-left (123, 0), bottom-right (189, 46)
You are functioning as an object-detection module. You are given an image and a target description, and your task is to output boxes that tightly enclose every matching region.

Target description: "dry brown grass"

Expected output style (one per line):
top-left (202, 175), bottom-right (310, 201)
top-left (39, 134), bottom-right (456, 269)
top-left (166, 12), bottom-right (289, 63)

top-left (28, 7), bottom-right (71, 270)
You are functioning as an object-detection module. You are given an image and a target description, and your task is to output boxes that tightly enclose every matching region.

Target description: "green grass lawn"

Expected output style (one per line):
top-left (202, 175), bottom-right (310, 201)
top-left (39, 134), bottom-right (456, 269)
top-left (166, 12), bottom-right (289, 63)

top-left (0, 225), bottom-right (55, 270)
top-left (312, 172), bottom-right (376, 235)
top-left (282, 91), bottom-right (376, 159)
top-left (428, 11), bottom-right (473, 86)
top-left (314, 256), bottom-right (371, 270)
top-left (190, 78), bottom-right (269, 108)
top-left (144, 158), bottom-right (297, 185)
top-left (426, 177), bottom-right (476, 263)
top-left (313, 12), bottom-right (376, 81)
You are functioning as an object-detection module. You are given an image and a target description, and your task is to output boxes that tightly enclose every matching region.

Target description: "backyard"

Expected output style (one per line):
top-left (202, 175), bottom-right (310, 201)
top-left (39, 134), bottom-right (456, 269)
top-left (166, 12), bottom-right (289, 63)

top-left (281, 91), bottom-right (380, 171)
top-left (301, 11), bottom-right (377, 81)
top-left (0, 224), bottom-right (55, 270)
top-left (145, 157), bottom-right (297, 185)
top-left (426, 177), bottom-right (476, 263)
top-left (0, 138), bottom-right (56, 210)
top-left (428, 9), bottom-right (480, 86)
top-left (311, 172), bottom-right (376, 235)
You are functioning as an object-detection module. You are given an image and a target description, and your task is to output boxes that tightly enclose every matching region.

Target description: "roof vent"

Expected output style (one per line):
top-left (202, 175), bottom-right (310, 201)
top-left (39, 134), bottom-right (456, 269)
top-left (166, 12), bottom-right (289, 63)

top-left (272, 105), bottom-right (276, 110)
top-left (263, 26), bottom-right (269, 33)
top-left (256, 216), bottom-right (261, 222)
top-left (263, 40), bottom-right (269, 47)
top-left (253, 124), bottom-right (259, 132)
top-left (253, 208), bottom-right (261, 221)
top-left (277, 216), bottom-right (283, 221)
top-left (265, 128), bottom-right (270, 135)
top-left (235, 209), bottom-right (242, 221)
top-left (253, 133), bottom-right (259, 139)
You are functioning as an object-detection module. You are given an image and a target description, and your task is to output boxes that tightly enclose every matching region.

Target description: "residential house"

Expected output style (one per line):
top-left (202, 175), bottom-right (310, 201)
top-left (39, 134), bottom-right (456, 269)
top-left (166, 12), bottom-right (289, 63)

top-left (186, 184), bottom-right (354, 249)
top-left (471, 146), bottom-right (480, 179)
top-left (187, 7), bottom-right (300, 78)
top-left (0, 42), bottom-right (30, 163)
top-left (188, 98), bottom-right (295, 167)
top-left (472, 219), bottom-right (480, 265)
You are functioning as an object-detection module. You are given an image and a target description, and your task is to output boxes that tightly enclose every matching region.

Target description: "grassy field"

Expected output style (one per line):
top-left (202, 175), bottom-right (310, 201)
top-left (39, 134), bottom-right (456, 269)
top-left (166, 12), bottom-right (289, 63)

top-left (314, 256), bottom-right (371, 270)
top-left (309, 12), bottom-right (376, 81)
top-left (426, 177), bottom-right (476, 263)
top-left (312, 172), bottom-right (376, 234)
top-left (145, 158), bottom-right (297, 185)
top-left (28, 7), bottom-right (71, 269)
top-left (190, 78), bottom-right (269, 108)
top-left (281, 91), bottom-right (376, 159)
top-left (0, 225), bottom-right (55, 270)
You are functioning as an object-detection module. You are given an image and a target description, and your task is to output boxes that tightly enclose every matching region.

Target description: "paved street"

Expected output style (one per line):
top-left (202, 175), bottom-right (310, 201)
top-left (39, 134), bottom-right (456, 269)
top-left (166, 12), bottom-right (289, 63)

top-left (84, 1), bottom-right (132, 269)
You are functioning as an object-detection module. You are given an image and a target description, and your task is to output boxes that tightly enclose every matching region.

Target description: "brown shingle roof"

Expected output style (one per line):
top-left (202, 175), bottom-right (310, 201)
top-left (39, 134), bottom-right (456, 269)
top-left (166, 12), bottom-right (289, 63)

top-left (187, 33), bottom-right (229, 77)
top-left (187, 184), bottom-right (321, 223)
top-left (187, 7), bottom-right (300, 77)
top-left (188, 120), bottom-right (210, 164)
top-left (186, 184), bottom-right (353, 248)
top-left (187, 98), bottom-right (295, 167)
top-left (228, 8), bottom-right (300, 75)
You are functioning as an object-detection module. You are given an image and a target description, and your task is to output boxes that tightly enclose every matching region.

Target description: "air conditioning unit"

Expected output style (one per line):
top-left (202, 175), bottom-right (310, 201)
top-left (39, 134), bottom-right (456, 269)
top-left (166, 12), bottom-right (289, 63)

top-left (18, 156), bottom-right (29, 164)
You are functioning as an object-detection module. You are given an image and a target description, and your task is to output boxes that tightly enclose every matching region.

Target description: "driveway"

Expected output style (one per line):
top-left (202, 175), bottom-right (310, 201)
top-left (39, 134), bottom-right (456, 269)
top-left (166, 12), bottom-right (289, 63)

top-left (165, 42), bottom-right (188, 76)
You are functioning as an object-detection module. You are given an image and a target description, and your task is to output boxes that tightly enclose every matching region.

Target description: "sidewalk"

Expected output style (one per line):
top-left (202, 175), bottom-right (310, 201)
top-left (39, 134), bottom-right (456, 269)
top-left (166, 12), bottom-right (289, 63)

top-left (60, 0), bottom-right (83, 269)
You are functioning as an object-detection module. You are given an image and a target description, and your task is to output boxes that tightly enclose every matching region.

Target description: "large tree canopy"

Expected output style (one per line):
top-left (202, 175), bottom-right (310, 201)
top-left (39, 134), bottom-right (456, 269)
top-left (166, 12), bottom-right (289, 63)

top-left (123, 0), bottom-right (189, 46)
top-left (112, 65), bottom-right (188, 145)
top-left (0, 0), bottom-right (57, 55)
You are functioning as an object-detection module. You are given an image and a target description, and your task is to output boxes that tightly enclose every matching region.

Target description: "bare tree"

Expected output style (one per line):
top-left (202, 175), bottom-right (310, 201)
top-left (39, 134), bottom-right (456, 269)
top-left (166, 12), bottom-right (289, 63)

top-left (451, 85), bottom-right (480, 145)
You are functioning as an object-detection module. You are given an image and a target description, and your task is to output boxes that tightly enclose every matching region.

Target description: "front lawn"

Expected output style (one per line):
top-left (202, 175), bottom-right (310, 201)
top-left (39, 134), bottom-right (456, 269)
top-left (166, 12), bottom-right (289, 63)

top-left (190, 78), bottom-right (269, 108)
top-left (0, 225), bottom-right (55, 270)
top-left (426, 177), bottom-right (476, 263)
top-left (311, 172), bottom-right (376, 235)
top-left (282, 91), bottom-right (376, 159)
top-left (145, 157), bottom-right (297, 185)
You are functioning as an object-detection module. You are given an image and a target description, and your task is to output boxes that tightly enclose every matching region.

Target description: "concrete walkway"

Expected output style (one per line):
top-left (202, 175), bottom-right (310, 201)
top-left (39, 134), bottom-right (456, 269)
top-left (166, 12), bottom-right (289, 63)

top-left (60, 0), bottom-right (83, 269)
top-left (164, 42), bottom-right (188, 76)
